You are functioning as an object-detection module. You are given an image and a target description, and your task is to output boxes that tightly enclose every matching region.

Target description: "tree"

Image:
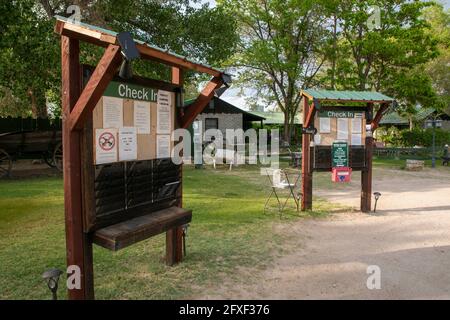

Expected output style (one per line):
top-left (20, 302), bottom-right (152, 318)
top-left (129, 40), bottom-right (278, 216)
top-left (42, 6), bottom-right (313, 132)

top-left (219, 0), bottom-right (330, 142)
top-left (37, 0), bottom-right (239, 85)
top-left (0, 0), bottom-right (60, 118)
top-left (322, 0), bottom-right (440, 120)
top-left (423, 4), bottom-right (450, 114)
top-left (0, 0), bottom-right (238, 118)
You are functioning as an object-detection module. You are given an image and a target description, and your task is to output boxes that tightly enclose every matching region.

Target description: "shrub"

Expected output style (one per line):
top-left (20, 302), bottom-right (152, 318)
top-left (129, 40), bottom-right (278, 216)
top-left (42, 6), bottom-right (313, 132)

top-left (400, 128), bottom-right (450, 147)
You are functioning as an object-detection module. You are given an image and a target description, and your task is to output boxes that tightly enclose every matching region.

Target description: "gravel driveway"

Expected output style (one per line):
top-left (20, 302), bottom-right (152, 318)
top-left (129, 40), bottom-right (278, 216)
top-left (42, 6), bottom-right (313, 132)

top-left (199, 167), bottom-right (450, 299)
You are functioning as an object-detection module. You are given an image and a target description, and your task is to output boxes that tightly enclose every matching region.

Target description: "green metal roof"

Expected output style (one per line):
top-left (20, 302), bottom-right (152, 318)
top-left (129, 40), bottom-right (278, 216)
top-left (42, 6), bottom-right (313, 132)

top-left (380, 107), bottom-right (436, 125)
top-left (302, 89), bottom-right (394, 102)
top-left (54, 15), bottom-right (223, 74)
top-left (248, 111), bottom-right (302, 125)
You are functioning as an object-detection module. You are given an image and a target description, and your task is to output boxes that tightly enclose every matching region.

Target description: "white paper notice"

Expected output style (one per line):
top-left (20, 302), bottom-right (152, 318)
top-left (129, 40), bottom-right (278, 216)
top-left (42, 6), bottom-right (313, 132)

top-left (352, 118), bottom-right (362, 133)
top-left (157, 135), bottom-right (171, 158)
top-left (314, 134), bottom-right (321, 145)
top-left (119, 127), bottom-right (137, 161)
top-left (157, 91), bottom-right (172, 134)
top-left (95, 128), bottom-right (118, 164)
top-left (351, 133), bottom-right (363, 146)
top-left (134, 101), bottom-right (151, 134)
top-left (103, 97), bottom-right (123, 128)
top-left (337, 118), bottom-right (349, 140)
top-left (319, 117), bottom-right (331, 133)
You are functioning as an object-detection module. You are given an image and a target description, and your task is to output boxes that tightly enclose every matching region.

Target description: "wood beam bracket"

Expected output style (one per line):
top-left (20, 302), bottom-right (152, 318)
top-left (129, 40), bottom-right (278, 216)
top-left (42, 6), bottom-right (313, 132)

top-left (304, 99), bottom-right (319, 128)
top-left (68, 44), bottom-right (122, 132)
top-left (179, 77), bottom-right (223, 129)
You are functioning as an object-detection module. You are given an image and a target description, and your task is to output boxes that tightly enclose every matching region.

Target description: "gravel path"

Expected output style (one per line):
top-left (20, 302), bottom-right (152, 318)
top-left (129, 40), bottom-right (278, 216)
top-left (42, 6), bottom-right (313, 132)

top-left (198, 167), bottom-right (450, 299)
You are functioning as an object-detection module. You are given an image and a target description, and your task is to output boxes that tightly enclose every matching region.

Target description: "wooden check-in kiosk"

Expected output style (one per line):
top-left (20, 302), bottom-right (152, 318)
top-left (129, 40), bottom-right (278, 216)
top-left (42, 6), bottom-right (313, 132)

top-left (56, 16), bottom-right (228, 300)
top-left (300, 90), bottom-right (395, 213)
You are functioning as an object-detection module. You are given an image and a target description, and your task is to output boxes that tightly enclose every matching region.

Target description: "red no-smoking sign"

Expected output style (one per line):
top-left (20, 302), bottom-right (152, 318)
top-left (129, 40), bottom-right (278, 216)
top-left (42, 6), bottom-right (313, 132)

top-left (98, 131), bottom-right (116, 151)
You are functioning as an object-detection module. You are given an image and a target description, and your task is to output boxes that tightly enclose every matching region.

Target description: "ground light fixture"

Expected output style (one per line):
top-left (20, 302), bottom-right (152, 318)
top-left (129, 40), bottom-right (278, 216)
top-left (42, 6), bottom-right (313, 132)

top-left (117, 31), bottom-right (141, 79)
top-left (373, 192), bottom-right (382, 213)
top-left (42, 268), bottom-right (63, 300)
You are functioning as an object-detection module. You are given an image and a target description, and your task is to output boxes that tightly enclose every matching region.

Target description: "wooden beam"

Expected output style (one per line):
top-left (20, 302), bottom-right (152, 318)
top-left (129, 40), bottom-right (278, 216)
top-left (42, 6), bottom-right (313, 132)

top-left (55, 20), bottom-right (222, 77)
top-left (138, 46), bottom-right (222, 77)
top-left (61, 36), bottom-right (94, 300)
top-left (371, 103), bottom-right (390, 131)
top-left (166, 67), bottom-right (184, 266)
top-left (303, 100), bottom-right (317, 128)
top-left (68, 44), bottom-right (122, 131)
top-left (361, 103), bottom-right (374, 213)
top-left (172, 67), bottom-right (184, 118)
top-left (301, 97), bottom-right (313, 211)
top-left (171, 67), bottom-right (183, 86)
top-left (301, 91), bottom-right (314, 101)
top-left (179, 77), bottom-right (223, 129)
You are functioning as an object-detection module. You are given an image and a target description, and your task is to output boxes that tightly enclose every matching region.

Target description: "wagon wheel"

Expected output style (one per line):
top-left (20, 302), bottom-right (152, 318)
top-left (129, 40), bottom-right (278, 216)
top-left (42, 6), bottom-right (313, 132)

top-left (43, 151), bottom-right (56, 168)
top-left (53, 142), bottom-right (63, 172)
top-left (0, 149), bottom-right (12, 179)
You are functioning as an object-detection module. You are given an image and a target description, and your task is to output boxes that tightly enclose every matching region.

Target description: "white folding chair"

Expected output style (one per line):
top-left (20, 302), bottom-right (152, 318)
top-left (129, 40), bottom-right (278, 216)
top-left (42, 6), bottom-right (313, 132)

top-left (264, 168), bottom-right (301, 217)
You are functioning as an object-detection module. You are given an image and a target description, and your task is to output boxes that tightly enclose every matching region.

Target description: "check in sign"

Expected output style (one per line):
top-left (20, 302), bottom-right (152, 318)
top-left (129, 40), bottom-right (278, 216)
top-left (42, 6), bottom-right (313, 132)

top-left (332, 142), bottom-right (349, 167)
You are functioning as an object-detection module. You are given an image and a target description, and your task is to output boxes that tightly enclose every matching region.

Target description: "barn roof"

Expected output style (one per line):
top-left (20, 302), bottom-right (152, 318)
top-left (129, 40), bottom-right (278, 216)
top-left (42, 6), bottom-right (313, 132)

top-left (184, 97), bottom-right (266, 122)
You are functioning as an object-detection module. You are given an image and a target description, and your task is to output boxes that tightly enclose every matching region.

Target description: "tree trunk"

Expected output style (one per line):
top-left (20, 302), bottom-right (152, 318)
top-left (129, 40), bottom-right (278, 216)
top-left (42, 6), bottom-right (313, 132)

top-left (331, 14), bottom-right (338, 90)
top-left (283, 110), bottom-right (291, 145)
top-left (28, 88), bottom-right (48, 119)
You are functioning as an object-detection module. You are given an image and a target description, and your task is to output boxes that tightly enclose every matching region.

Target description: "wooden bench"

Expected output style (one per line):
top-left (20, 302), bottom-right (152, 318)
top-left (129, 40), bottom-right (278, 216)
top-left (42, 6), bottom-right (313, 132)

top-left (93, 206), bottom-right (192, 251)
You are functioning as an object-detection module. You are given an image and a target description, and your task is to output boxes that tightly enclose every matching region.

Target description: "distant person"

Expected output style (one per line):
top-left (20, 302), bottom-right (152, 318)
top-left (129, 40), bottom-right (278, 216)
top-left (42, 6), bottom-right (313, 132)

top-left (443, 144), bottom-right (449, 166)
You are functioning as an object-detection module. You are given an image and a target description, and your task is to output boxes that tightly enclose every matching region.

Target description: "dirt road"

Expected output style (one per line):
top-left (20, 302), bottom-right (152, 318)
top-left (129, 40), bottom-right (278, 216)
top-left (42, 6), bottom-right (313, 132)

top-left (198, 167), bottom-right (450, 299)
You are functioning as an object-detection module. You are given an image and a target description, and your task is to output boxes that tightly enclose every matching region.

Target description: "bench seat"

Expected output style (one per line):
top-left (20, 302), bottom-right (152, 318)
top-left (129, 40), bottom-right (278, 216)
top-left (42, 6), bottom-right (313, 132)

top-left (93, 206), bottom-right (192, 251)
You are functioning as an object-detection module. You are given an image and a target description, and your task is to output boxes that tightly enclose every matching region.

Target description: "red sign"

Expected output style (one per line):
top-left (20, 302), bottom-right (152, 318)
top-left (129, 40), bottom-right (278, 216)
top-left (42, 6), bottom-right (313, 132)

top-left (98, 132), bottom-right (116, 151)
top-left (332, 167), bottom-right (352, 183)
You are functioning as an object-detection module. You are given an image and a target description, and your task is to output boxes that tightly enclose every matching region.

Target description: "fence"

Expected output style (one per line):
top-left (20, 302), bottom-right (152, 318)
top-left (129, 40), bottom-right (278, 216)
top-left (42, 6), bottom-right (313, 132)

top-left (0, 117), bottom-right (62, 134)
top-left (374, 147), bottom-right (434, 159)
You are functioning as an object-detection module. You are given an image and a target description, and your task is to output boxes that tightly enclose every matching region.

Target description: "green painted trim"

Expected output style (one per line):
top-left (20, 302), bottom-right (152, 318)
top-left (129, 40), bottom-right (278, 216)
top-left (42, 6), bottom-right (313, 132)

top-left (319, 110), bottom-right (364, 118)
top-left (104, 81), bottom-right (158, 102)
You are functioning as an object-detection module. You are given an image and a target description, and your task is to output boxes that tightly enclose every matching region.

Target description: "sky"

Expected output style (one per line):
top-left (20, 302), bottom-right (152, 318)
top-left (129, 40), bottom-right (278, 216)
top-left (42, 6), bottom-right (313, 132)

top-left (195, 0), bottom-right (450, 110)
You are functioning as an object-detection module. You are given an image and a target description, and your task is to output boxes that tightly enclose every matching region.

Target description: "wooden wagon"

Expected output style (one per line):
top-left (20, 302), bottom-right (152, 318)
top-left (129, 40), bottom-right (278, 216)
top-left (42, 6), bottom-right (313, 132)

top-left (0, 130), bottom-right (63, 178)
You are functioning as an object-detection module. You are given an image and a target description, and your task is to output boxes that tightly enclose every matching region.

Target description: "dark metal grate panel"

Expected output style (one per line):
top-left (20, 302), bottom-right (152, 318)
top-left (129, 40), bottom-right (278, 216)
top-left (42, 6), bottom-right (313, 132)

top-left (94, 163), bottom-right (126, 217)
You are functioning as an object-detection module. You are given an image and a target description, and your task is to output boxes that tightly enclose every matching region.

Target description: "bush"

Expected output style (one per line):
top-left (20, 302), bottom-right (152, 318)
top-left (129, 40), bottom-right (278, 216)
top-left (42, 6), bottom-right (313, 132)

top-left (400, 128), bottom-right (450, 147)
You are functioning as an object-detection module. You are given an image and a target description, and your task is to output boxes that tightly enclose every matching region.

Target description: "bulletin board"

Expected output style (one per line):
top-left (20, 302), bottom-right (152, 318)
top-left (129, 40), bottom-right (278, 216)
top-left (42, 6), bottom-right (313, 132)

top-left (313, 109), bottom-right (367, 146)
top-left (92, 81), bottom-right (176, 164)
top-left (81, 77), bottom-right (182, 232)
top-left (312, 108), bottom-right (368, 171)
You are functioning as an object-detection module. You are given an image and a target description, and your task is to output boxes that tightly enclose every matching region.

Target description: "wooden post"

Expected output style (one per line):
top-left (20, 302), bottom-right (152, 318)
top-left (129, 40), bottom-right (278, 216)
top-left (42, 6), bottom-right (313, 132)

top-left (361, 103), bottom-right (374, 213)
top-left (301, 97), bottom-right (313, 211)
top-left (61, 36), bottom-right (94, 300)
top-left (166, 67), bottom-right (184, 266)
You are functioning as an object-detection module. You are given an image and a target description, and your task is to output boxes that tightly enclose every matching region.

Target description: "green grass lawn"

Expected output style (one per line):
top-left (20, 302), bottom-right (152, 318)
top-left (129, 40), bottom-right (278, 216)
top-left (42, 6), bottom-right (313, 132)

top-left (0, 165), bottom-right (333, 300)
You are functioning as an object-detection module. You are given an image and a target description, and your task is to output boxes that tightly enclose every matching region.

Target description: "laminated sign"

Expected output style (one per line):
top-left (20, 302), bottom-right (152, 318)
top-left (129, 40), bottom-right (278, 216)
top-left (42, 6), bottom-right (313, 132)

top-left (96, 128), bottom-right (118, 164)
top-left (332, 141), bottom-right (349, 168)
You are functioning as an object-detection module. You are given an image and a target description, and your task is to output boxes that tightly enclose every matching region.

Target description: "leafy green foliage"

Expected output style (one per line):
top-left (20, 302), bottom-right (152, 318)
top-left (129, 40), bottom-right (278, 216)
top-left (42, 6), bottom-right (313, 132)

top-left (423, 4), bottom-right (450, 114)
top-left (0, 0), bottom-right (60, 118)
top-left (323, 1), bottom-right (439, 95)
top-left (400, 128), bottom-right (450, 148)
top-left (219, 0), bottom-right (330, 142)
top-left (0, 0), bottom-right (238, 117)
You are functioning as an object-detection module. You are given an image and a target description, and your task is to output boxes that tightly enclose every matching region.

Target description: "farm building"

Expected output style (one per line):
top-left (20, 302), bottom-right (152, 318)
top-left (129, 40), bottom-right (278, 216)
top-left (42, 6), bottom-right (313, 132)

top-left (185, 96), bottom-right (266, 136)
